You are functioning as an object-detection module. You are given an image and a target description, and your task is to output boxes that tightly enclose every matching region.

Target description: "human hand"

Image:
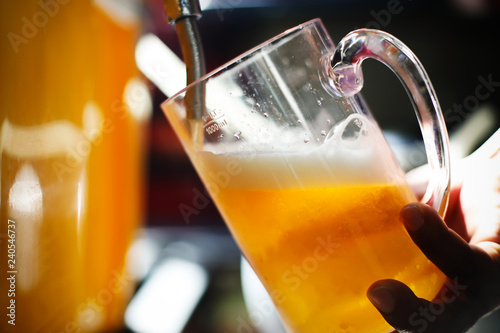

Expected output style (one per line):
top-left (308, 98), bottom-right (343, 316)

top-left (366, 129), bottom-right (500, 333)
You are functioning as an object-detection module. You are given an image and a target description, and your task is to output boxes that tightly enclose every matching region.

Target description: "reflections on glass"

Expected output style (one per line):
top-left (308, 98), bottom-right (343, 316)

top-left (8, 163), bottom-right (43, 292)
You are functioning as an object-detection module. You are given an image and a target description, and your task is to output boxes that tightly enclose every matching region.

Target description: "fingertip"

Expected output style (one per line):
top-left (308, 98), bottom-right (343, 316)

top-left (401, 203), bottom-right (424, 231)
top-left (367, 285), bottom-right (396, 315)
top-left (400, 202), bottom-right (473, 279)
top-left (367, 280), bottom-right (431, 332)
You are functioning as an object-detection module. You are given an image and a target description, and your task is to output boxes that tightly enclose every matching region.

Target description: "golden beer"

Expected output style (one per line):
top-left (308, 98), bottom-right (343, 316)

top-left (217, 184), bottom-right (444, 332)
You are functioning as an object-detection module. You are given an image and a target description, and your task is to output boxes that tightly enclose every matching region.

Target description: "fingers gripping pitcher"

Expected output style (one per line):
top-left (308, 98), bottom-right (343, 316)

top-left (162, 19), bottom-right (450, 333)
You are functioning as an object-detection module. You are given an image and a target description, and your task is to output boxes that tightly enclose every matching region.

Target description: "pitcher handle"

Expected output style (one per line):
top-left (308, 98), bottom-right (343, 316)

top-left (329, 29), bottom-right (450, 216)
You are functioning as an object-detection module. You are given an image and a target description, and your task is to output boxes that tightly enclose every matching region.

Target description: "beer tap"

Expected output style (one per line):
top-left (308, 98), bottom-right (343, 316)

top-left (163, 0), bottom-right (206, 121)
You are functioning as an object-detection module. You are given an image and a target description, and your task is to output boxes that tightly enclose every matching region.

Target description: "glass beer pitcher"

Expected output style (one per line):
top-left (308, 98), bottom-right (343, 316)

top-left (0, 1), bottom-right (148, 332)
top-left (162, 19), bottom-right (450, 333)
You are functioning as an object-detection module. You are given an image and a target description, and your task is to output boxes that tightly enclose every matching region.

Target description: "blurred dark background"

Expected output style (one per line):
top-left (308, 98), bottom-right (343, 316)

top-left (142, 0), bottom-right (500, 227)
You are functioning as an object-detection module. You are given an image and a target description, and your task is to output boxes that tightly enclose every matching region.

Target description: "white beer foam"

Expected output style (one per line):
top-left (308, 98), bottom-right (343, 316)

top-left (198, 114), bottom-right (405, 189)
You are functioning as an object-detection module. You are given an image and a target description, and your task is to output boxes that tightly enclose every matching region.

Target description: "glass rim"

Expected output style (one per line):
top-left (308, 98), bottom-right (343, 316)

top-left (162, 18), bottom-right (326, 105)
